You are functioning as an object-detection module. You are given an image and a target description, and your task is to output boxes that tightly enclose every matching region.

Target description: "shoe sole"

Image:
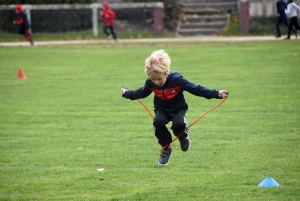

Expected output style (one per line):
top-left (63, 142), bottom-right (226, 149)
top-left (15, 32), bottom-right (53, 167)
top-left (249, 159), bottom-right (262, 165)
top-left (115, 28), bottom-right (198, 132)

top-left (158, 162), bottom-right (168, 166)
top-left (158, 153), bottom-right (172, 166)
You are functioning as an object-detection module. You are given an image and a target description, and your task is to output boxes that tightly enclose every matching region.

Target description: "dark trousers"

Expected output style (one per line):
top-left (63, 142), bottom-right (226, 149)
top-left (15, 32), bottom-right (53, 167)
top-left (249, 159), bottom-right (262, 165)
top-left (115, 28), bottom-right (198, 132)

top-left (17, 27), bottom-right (33, 43)
top-left (103, 25), bottom-right (117, 39)
top-left (153, 109), bottom-right (189, 148)
top-left (287, 17), bottom-right (300, 38)
top-left (276, 15), bottom-right (296, 36)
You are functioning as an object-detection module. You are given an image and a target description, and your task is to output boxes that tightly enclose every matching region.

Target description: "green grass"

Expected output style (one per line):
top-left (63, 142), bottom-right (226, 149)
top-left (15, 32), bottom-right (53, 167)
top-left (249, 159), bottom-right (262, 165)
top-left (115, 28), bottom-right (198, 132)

top-left (0, 41), bottom-right (300, 200)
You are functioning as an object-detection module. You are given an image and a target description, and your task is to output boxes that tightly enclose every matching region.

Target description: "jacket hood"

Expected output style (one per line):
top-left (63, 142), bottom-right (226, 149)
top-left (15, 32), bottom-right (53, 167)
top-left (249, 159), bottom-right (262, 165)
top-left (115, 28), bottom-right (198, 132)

top-left (15, 4), bottom-right (24, 12)
top-left (102, 1), bottom-right (109, 10)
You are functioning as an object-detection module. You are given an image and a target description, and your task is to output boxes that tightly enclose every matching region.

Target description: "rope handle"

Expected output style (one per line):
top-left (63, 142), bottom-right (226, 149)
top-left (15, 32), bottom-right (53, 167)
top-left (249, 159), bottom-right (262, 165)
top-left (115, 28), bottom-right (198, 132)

top-left (122, 86), bottom-right (154, 118)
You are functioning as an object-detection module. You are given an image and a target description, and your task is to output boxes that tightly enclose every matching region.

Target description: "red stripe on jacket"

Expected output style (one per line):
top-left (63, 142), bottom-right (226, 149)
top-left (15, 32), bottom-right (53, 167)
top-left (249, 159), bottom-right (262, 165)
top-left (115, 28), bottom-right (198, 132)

top-left (150, 86), bottom-right (181, 100)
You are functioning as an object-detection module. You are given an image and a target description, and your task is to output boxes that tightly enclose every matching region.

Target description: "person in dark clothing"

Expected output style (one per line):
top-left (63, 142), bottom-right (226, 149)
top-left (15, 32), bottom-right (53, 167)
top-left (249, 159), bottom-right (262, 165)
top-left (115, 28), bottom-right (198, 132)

top-left (13, 4), bottom-right (34, 45)
top-left (275, 0), bottom-right (297, 38)
top-left (285, 0), bottom-right (300, 39)
top-left (100, 1), bottom-right (118, 41)
top-left (121, 50), bottom-right (228, 166)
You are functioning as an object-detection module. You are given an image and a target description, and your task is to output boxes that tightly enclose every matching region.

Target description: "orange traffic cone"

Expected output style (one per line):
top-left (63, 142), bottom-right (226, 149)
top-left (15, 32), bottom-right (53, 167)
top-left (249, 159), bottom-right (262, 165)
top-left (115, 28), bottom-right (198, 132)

top-left (18, 68), bottom-right (27, 79)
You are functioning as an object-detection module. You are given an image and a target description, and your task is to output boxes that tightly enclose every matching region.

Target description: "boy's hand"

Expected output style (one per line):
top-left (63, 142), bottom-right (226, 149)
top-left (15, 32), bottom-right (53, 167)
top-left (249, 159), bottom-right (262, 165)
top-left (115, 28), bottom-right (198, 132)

top-left (218, 90), bottom-right (228, 99)
top-left (121, 87), bottom-right (128, 97)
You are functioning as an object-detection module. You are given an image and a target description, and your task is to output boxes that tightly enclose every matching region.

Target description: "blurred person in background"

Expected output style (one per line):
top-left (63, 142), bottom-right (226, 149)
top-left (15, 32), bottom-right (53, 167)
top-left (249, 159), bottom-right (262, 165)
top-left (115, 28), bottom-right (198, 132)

top-left (100, 1), bottom-right (118, 41)
top-left (13, 4), bottom-right (34, 45)
top-left (285, 0), bottom-right (300, 39)
top-left (275, 0), bottom-right (297, 38)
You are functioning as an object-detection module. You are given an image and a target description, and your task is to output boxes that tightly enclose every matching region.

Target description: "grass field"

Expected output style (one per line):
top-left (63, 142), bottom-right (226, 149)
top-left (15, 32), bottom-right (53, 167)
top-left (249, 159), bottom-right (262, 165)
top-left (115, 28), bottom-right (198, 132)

top-left (0, 41), bottom-right (300, 200)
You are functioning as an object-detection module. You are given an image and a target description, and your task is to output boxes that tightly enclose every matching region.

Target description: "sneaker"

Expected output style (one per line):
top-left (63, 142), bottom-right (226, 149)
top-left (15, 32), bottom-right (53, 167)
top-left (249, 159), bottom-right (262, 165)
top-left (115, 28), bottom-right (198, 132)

top-left (179, 136), bottom-right (191, 152)
top-left (158, 147), bottom-right (172, 166)
top-left (275, 35), bottom-right (281, 38)
top-left (107, 35), bottom-right (112, 40)
top-left (284, 37), bottom-right (291, 40)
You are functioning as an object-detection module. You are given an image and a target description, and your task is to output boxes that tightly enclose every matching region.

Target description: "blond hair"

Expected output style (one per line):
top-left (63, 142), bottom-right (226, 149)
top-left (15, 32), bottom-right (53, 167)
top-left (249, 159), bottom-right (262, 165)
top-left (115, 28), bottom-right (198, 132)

top-left (144, 50), bottom-right (171, 77)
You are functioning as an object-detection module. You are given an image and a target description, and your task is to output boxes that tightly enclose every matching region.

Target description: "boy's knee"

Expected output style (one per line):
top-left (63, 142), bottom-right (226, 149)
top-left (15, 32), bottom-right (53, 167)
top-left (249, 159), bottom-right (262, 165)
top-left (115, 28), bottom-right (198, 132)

top-left (153, 120), bottom-right (166, 129)
top-left (171, 123), bottom-right (186, 132)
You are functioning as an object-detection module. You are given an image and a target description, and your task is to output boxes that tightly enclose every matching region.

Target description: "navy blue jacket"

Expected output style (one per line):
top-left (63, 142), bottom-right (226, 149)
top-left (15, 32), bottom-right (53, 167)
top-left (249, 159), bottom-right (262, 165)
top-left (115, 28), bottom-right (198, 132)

top-left (123, 72), bottom-right (220, 113)
top-left (277, 0), bottom-right (287, 16)
top-left (16, 12), bottom-right (30, 28)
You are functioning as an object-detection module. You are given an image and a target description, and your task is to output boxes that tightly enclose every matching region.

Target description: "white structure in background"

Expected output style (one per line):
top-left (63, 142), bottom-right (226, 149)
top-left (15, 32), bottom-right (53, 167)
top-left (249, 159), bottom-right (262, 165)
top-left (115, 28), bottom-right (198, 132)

top-left (0, 2), bottom-right (164, 37)
top-left (247, 0), bottom-right (300, 17)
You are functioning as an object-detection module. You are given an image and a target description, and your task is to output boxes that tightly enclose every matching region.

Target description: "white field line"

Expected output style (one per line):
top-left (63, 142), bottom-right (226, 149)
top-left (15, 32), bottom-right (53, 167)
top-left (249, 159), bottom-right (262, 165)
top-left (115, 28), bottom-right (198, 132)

top-left (0, 36), bottom-right (291, 47)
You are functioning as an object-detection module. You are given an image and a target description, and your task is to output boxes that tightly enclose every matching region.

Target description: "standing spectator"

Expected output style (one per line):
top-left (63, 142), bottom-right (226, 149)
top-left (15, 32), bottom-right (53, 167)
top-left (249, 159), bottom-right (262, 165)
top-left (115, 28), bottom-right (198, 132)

top-left (100, 1), bottom-right (118, 41)
top-left (13, 4), bottom-right (34, 45)
top-left (285, 0), bottom-right (300, 39)
top-left (275, 0), bottom-right (297, 38)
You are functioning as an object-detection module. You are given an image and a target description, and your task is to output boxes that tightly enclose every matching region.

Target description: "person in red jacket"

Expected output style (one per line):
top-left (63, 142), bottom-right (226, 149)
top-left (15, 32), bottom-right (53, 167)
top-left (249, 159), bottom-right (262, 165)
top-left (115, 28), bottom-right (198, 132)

top-left (13, 4), bottom-right (34, 45)
top-left (100, 1), bottom-right (118, 41)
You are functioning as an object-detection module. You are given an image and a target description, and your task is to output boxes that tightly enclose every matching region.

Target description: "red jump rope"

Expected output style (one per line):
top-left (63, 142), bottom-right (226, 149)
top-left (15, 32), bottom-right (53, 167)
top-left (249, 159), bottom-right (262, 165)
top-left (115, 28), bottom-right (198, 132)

top-left (123, 87), bottom-right (229, 152)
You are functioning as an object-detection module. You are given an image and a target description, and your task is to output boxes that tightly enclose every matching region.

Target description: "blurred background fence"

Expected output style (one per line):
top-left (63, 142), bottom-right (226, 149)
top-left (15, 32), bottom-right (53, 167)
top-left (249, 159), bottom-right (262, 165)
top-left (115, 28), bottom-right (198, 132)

top-left (0, 2), bottom-right (164, 37)
top-left (0, 0), bottom-right (300, 40)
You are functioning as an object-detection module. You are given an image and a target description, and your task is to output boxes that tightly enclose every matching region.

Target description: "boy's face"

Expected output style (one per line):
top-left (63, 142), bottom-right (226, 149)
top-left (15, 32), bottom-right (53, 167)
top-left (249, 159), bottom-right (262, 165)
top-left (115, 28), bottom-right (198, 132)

top-left (149, 73), bottom-right (167, 88)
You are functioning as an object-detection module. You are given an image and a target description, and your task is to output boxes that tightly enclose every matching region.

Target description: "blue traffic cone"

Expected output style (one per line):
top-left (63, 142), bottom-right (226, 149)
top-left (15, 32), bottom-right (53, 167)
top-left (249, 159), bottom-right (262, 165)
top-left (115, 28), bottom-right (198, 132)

top-left (258, 177), bottom-right (280, 187)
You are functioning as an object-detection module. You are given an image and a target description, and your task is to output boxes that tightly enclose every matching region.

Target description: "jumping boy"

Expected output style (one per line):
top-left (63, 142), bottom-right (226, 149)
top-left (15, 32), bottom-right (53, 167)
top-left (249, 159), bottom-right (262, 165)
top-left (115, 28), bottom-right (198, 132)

top-left (121, 50), bottom-right (228, 166)
top-left (13, 4), bottom-right (34, 45)
top-left (100, 1), bottom-right (118, 41)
